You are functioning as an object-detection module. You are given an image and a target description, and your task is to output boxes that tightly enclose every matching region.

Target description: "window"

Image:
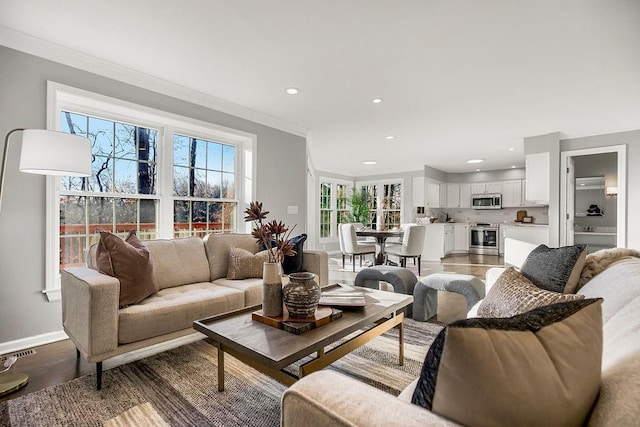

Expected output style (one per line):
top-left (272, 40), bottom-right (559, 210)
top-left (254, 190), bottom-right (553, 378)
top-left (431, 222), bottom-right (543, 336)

top-left (319, 178), bottom-right (352, 239)
top-left (356, 180), bottom-right (403, 230)
top-left (173, 135), bottom-right (236, 237)
top-left (46, 82), bottom-right (255, 301)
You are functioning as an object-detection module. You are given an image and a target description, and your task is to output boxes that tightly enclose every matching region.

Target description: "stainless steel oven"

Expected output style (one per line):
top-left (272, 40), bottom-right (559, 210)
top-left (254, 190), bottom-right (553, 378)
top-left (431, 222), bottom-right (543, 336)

top-left (469, 224), bottom-right (499, 255)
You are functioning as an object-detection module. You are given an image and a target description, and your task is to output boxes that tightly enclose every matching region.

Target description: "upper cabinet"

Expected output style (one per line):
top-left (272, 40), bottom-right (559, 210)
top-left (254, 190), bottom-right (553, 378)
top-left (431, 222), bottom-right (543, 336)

top-left (470, 182), bottom-right (502, 195)
top-left (446, 184), bottom-right (460, 208)
top-left (502, 180), bottom-right (524, 207)
top-left (425, 180), bottom-right (444, 208)
top-left (459, 183), bottom-right (471, 208)
top-left (446, 183), bottom-right (472, 208)
top-left (525, 152), bottom-right (550, 204)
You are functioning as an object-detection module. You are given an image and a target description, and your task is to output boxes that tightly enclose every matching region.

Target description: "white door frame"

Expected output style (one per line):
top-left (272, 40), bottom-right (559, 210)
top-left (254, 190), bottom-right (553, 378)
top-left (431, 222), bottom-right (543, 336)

top-left (560, 145), bottom-right (626, 247)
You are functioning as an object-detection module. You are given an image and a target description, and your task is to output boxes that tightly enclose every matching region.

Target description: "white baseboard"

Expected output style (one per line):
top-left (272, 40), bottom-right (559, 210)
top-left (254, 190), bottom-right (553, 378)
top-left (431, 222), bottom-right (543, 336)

top-left (0, 331), bottom-right (68, 355)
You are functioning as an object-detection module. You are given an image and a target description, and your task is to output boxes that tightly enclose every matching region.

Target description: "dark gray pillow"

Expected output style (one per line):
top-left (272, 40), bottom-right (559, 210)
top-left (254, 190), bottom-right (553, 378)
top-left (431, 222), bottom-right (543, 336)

top-left (520, 244), bottom-right (587, 293)
top-left (411, 299), bottom-right (603, 427)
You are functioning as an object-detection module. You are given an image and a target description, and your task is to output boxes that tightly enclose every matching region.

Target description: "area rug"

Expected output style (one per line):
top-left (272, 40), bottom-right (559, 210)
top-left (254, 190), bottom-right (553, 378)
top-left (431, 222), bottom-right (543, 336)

top-left (329, 257), bottom-right (428, 275)
top-left (0, 319), bottom-right (443, 426)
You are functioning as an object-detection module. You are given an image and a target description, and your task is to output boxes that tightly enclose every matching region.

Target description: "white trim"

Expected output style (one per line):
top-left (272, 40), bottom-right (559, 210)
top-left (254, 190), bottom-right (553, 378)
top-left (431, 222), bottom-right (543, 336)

top-left (355, 178), bottom-right (405, 230)
top-left (0, 25), bottom-right (309, 138)
top-left (0, 330), bottom-right (68, 355)
top-left (560, 145), bottom-right (627, 247)
top-left (42, 288), bottom-right (61, 302)
top-left (45, 81), bottom-right (257, 295)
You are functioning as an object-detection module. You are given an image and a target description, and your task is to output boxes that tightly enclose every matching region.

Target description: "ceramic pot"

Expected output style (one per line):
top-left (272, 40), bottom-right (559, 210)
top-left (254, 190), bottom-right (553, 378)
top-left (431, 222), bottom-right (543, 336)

top-left (262, 262), bottom-right (283, 317)
top-left (283, 272), bottom-right (321, 318)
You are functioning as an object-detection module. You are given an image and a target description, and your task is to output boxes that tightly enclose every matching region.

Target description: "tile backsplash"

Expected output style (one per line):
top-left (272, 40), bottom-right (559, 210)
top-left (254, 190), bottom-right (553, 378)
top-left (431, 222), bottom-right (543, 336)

top-left (431, 207), bottom-right (549, 224)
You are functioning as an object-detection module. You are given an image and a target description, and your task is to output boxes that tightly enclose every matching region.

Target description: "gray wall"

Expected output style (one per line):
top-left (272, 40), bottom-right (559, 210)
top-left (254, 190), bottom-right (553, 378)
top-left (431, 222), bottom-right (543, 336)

top-left (0, 45), bottom-right (307, 344)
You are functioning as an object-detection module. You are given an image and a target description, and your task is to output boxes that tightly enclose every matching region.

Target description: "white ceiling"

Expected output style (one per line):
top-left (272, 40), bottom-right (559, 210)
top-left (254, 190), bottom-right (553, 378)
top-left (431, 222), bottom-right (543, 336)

top-left (1, 0), bottom-right (639, 176)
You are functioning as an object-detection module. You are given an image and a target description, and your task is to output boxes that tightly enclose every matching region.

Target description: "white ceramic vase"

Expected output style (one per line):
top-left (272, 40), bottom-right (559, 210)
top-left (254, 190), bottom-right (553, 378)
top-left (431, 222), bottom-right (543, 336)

top-left (262, 262), bottom-right (283, 317)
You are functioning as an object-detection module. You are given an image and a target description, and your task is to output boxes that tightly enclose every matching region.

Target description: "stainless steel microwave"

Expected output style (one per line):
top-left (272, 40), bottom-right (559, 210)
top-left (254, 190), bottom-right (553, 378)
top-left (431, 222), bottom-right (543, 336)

top-left (471, 194), bottom-right (502, 209)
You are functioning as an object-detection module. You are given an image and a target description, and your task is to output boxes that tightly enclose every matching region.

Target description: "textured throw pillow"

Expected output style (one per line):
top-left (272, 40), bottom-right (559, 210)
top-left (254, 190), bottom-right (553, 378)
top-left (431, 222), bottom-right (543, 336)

top-left (282, 233), bottom-right (307, 274)
top-left (520, 244), bottom-right (587, 293)
top-left (412, 299), bottom-right (603, 427)
top-left (478, 267), bottom-right (584, 318)
top-left (96, 230), bottom-right (159, 308)
top-left (227, 247), bottom-right (270, 279)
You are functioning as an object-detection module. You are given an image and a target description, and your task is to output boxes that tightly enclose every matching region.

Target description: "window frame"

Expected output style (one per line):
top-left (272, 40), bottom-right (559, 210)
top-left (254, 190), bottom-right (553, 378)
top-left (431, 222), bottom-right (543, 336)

top-left (44, 82), bottom-right (256, 301)
top-left (355, 178), bottom-right (405, 231)
top-left (318, 176), bottom-right (353, 243)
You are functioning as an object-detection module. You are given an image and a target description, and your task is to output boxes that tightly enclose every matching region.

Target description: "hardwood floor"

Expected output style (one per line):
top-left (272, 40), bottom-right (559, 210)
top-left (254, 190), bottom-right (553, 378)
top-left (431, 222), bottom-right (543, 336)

top-left (0, 254), bottom-right (502, 404)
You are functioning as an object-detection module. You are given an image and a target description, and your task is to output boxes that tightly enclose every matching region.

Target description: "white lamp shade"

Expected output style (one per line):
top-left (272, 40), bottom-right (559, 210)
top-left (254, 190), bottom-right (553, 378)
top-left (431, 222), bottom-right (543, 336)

top-left (18, 129), bottom-right (92, 176)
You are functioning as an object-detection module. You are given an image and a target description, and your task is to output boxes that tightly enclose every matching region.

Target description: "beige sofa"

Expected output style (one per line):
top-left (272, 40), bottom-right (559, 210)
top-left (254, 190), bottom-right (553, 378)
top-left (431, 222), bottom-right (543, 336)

top-left (61, 233), bottom-right (328, 390)
top-left (282, 239), bottom-right (640, 426)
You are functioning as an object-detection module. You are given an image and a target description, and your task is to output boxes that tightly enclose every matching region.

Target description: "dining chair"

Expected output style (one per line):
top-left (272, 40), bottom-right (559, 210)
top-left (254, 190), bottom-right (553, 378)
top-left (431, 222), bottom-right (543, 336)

top-left (339, 223), bottom-right (376, 272)
top-left (385, 224), bottom-right (426, 275)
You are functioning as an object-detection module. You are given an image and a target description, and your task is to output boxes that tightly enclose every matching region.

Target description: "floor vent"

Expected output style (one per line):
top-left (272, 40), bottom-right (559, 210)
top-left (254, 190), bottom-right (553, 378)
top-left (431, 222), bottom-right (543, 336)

top-left (2, 348), bottom-right (36, 360)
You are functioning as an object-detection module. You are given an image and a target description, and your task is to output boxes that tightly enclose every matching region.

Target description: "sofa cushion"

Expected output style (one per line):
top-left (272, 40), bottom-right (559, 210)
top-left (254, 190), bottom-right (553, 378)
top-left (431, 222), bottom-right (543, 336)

top-left (96, 231), bottom-right (159, 307)
top-left (520, 244), bottom-right (587, 293)
top-left (227, 247), bottom-right (270, 279)
top-left (118, 282), bottom-right (245, 344)
top-left (203, 233), bottom-right (261, 280)
top-left (213, 277), bottom-right (263, 307)
top-left (144, 237), bottom-right (211, 290)
top-left (477, 267), bottom-right (584, 318)
top-left (412, 299), bottom-right (603, 427)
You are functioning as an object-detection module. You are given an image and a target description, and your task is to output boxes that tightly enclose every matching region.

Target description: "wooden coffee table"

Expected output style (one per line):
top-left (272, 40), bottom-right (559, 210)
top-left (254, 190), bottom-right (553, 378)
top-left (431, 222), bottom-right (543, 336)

top-left (193, 285), bottom-right (413, 391)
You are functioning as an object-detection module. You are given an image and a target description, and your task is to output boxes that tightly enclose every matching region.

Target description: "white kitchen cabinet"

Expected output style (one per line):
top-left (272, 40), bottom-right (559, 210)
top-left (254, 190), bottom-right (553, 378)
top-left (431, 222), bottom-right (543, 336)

top-left (454, 223), bottom-right (469, 252)
top-left (459, 183), bottom-right (471, 208)
top-left (440, 184), bottom-right (448, 208)
top-left (422, 223), bottom-right (446, 261)
top-left (502, 180), bottom-right (524, 207)
top-left (425, 181), bottom-right (443, 208)
top-left (470, 182), bottom-right (502, 195)
top-left (446, 184), bottom-right (460, 208)
top-left (522, 180), bottom-right (546, 207)
top-left (525, 152), bottom-right (550, 204)
top-left (444, 225), bottom-right (455, 255)
top-left (470, 183), bottom-right (486, 195)
top-left (412, 176), bottom-right (425, 207)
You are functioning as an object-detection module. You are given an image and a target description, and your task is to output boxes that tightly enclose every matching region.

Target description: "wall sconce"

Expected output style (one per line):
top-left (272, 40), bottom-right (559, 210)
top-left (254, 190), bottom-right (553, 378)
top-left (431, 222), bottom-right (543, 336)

top-left (606, 186), bottom-right (618, 197)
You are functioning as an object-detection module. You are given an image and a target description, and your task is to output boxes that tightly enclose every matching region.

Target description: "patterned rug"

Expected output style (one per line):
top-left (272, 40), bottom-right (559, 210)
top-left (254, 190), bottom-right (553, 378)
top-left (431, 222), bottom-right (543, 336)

top-left (329, 257), bottom-right (428, 275)
top-left (0, 319), bottom-right (443, 426)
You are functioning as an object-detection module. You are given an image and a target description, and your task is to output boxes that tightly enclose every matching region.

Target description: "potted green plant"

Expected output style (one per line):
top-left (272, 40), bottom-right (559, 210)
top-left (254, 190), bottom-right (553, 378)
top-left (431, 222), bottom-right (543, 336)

top-left (346, 189), bottom-right (371, 224)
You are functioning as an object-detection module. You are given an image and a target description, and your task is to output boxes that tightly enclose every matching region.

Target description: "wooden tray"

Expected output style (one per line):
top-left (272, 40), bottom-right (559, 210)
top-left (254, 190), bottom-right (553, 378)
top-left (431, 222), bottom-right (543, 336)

top-left (252, 306), bottom-right (343, 334)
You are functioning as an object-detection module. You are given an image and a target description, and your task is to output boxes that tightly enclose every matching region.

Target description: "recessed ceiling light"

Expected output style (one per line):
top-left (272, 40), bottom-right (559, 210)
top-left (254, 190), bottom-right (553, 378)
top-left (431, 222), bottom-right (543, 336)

top-left (285, 87), bottom-right (300, 95)
top-left (362, 160), bottom-right (377, 165)
top-left (386, 135), bottom-right (395, 140)
top-left (467, 159), bottom-right (484, 164)
top-left (508, 147), bottom-right (515, 151)
top-left (372, 98), bottom-right (383, 104)
top-left (475, 168), bottom-right (481, 172)
top-left (511, 165), bottom-right (516, 169)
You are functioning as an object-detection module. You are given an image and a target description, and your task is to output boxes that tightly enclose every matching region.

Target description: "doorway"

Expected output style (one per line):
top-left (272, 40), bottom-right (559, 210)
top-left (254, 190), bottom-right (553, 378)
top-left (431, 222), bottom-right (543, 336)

top-left (560, 145), bottom-right (626, 249)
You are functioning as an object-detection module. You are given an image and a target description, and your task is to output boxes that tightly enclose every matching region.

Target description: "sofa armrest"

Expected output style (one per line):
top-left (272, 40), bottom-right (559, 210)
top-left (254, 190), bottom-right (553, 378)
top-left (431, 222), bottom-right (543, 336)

top-left (61, 267), bottom-right (120, 360)
top-left (282, 371), bottom-right (461, 427)
top-left (302, 250), bottom-right (329, 286)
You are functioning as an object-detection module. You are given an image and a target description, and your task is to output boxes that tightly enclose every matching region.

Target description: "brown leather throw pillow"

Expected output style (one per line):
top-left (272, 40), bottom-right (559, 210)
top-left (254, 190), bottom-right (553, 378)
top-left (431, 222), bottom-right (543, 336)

top-left (96, 230), bottom-right (159, 307)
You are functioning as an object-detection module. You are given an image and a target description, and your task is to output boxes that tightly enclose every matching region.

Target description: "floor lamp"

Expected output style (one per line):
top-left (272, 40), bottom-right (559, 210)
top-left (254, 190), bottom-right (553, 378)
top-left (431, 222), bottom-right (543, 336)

top-left (0, 128), bottom-right (91, 397)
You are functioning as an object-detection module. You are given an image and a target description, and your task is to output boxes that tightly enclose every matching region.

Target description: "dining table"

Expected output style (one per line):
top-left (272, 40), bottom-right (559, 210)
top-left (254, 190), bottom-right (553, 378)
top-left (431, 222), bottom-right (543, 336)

top-left (355, 229), bottom-right (404, 265)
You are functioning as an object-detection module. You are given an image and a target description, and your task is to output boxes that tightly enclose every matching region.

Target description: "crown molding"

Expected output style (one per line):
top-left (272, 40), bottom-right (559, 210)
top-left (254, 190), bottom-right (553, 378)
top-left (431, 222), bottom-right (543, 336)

top-left (0, 25), bottom-right (309, 138)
